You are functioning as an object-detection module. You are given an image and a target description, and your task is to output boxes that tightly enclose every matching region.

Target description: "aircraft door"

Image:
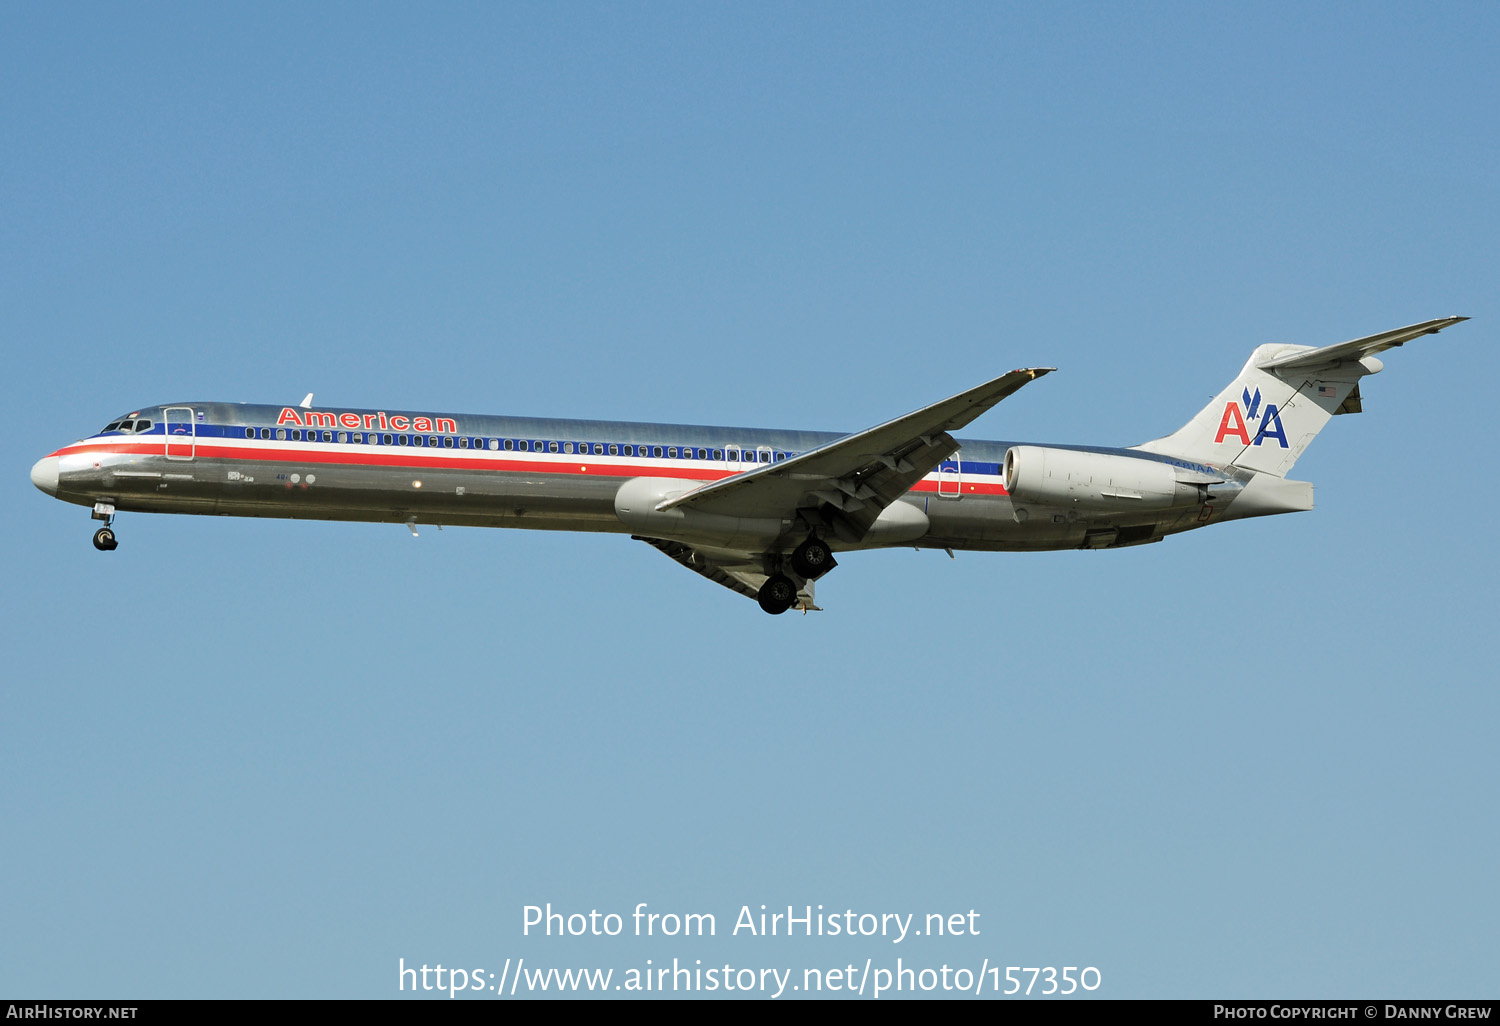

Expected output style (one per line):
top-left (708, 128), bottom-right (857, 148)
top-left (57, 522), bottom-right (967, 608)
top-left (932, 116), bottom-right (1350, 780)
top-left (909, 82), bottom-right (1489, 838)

top-left (936, 452), bottom-right (962, 498)
top-left (165, 407), bottom-right (196, 460)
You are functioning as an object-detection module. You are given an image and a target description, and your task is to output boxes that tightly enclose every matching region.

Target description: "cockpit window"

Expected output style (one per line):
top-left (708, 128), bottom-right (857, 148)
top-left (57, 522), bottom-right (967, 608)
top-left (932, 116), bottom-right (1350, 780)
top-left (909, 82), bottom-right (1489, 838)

top-left (134, 420), bottom-right (152, 432)
top-left (103, 422), bottom-right (123, 432)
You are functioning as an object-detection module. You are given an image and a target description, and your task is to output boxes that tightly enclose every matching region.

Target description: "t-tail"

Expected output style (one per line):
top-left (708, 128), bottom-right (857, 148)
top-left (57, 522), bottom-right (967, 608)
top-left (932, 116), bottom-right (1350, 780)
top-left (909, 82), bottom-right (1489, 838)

top-left (1134, 317), bottom-right (1467, 481)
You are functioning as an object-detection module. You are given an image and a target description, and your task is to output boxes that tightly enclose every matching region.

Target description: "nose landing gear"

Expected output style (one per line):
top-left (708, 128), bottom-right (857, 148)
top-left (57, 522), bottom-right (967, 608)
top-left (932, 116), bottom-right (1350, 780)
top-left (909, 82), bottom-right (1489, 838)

top-left (91, 502), bottom-right (118, 551)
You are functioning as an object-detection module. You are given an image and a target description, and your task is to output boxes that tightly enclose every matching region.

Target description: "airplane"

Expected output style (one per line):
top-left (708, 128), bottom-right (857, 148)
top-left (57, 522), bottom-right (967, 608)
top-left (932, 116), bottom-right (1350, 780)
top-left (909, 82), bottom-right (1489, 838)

top-left (30, 317), bottom-right (1465, 614)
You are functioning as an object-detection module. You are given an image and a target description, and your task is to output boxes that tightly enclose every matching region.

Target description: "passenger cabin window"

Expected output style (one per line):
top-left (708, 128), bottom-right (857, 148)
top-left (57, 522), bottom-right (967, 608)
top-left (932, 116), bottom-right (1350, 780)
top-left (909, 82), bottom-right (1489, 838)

top-left (245, 428), bottom-right (255, 439)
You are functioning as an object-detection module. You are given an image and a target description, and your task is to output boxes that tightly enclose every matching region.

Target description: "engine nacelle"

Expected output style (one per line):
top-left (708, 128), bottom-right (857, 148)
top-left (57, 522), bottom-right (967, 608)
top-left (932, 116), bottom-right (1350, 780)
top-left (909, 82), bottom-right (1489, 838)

top-left (1003, 446), bottom-right (1203, 510)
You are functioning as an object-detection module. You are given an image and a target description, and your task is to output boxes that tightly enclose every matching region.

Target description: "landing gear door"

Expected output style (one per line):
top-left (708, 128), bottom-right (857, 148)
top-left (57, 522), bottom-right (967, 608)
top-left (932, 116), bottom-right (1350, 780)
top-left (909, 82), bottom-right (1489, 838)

top-left (165, 407), bottom-right (195, 460)
top-left (936, 452), bottom-right (962, 498)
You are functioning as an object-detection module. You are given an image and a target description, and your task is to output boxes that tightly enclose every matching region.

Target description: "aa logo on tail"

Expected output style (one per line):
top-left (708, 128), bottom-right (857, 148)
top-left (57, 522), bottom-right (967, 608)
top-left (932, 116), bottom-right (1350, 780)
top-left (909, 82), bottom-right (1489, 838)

top-left (1215, 387), bottom-right (1289, 448)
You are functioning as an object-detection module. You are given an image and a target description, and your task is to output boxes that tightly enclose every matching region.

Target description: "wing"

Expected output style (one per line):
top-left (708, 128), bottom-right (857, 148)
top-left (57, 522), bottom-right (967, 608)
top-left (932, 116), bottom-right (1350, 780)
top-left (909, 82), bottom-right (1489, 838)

top-left (656, 367), bottom-right (1052, 542)
top-left (635, 536), bottom-right (821, 611)
top-left (1258, 316), bottom-right (1468, 372)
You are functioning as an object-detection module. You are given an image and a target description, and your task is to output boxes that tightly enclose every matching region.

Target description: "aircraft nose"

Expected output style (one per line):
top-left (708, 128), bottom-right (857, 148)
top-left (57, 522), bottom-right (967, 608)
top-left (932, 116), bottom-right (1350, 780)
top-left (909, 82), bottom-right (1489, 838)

top-left (30, 456), bottom-right (60, 496)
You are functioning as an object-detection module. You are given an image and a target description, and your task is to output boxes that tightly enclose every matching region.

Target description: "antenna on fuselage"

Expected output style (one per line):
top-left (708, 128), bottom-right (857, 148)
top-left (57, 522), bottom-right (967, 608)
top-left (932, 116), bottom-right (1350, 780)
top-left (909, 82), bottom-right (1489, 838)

top-left (299, 393), bottom-right (314, 409)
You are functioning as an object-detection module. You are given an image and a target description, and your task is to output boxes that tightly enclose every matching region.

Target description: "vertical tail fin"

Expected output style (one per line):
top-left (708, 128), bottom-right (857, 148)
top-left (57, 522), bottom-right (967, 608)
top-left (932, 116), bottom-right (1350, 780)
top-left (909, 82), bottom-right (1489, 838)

top-left (1133, 317), bottom-right (1465, 477)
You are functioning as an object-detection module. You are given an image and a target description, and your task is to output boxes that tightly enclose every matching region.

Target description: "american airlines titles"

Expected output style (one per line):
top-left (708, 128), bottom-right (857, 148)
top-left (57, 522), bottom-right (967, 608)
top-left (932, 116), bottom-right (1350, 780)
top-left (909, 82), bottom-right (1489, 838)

top-left (276, 408), bottom-right (458, 434)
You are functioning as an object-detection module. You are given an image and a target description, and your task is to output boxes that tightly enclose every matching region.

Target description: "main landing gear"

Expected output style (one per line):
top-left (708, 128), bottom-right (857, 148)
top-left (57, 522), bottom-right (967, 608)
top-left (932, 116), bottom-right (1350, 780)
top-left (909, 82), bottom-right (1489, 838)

top-left (756, 533), bottom-right (838, 615)
top-left (790, 535), bottom-right (835, 579)
top-left (757, 574), bottom-right (798, 615)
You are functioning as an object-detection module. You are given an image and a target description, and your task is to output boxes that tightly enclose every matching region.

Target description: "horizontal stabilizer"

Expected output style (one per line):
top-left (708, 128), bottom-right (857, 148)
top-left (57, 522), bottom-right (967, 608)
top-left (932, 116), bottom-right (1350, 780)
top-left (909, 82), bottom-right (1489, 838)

top-left (1258, 316), bottom-right (1467, 372)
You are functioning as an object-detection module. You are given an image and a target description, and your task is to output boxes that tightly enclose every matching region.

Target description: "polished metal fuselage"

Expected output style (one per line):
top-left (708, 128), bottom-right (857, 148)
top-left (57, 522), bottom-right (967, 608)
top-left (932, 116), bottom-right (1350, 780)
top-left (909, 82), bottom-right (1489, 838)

top-left (35, 400), bottom-right (1243, 553)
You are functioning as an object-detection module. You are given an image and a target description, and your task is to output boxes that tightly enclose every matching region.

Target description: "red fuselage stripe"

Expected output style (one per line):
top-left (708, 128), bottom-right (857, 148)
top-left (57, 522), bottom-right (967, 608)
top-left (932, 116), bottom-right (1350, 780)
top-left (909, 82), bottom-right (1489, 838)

top-left (50, 440), bottom-right (1013, 496)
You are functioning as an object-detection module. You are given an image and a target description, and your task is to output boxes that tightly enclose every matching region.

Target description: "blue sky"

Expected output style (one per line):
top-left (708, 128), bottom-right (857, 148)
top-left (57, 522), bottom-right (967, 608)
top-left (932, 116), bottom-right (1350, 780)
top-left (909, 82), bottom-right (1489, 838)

top-left (4, 2), bottom-right (1496, 999)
